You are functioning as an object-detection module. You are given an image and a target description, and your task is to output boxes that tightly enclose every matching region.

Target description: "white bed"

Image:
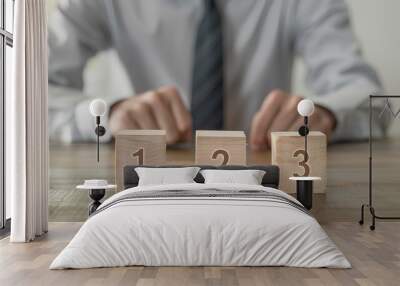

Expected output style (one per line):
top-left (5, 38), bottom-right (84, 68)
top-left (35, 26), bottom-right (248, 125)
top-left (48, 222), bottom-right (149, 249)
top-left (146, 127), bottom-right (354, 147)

top-left (50, 183), bottom-right (350, 269)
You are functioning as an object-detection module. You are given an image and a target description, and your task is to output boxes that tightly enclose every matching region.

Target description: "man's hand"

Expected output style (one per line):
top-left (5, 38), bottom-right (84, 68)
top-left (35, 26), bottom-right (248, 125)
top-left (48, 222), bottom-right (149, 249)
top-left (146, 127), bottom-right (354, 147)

top-left (109, 85), bottom-right (192, 144)
top-left (250, 90), bottom-right (336, 150)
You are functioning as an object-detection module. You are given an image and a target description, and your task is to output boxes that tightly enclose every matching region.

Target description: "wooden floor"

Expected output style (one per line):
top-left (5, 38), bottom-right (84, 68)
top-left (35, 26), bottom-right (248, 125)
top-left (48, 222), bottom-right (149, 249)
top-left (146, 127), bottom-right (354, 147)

top-left (1, 222), bottom-right (399, 286)
top-left (1, 140), bottom-right (400, 285)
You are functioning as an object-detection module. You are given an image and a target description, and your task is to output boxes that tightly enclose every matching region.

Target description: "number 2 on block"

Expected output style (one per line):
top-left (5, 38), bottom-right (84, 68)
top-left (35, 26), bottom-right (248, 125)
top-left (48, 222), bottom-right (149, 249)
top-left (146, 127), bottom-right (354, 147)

top-left (293, 149), bottom-right (310, 177)
top-left (132, 148), bottom-right (144, 165)
top-left (212, 149), bottom-right (229, 165)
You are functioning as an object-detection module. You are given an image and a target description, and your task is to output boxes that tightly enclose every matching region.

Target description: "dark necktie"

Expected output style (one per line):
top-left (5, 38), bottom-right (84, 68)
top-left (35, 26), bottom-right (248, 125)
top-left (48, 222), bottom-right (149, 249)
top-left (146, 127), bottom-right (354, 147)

top-left (191, 0), bottom-right (224, 130)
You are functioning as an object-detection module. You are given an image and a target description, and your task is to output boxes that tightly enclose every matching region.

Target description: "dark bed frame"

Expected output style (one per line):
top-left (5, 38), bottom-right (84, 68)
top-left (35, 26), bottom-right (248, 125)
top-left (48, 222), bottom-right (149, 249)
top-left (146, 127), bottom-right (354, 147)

top-left (123, 165), bottom-right (280, 190)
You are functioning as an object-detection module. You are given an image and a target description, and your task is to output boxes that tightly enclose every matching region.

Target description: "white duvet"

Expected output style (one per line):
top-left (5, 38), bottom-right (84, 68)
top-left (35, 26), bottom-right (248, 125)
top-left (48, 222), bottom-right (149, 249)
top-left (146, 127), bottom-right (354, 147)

top-left (50, 183), bottom-right (350, 269)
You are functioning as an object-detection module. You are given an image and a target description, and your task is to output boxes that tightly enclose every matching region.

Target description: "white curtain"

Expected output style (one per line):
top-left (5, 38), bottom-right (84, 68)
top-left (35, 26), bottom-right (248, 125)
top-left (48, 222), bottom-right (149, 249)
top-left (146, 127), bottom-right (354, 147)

top-left (8, 0), bottom-right (49, 242)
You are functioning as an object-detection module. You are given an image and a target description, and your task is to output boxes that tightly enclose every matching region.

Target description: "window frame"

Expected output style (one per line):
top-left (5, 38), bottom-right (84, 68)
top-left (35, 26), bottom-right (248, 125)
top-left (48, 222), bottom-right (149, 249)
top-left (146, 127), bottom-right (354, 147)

top-left (0, 0), bottom-right (14, 233)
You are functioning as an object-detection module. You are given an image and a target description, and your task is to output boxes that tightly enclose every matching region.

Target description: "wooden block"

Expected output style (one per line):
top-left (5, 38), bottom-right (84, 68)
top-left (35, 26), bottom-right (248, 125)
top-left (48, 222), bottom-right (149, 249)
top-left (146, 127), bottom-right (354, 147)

top-left (115, 130), bottom-right (166, 191)
top-left (195, 130), bottom-right (246, 165)
top-left (271, 131), bottom-right (327, 194)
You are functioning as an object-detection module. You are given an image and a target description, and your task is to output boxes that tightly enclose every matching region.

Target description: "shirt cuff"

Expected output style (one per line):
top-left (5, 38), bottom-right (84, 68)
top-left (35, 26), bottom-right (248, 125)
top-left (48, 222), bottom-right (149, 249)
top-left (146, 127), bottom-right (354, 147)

top-left (307, 84), bottom-right (383, 142)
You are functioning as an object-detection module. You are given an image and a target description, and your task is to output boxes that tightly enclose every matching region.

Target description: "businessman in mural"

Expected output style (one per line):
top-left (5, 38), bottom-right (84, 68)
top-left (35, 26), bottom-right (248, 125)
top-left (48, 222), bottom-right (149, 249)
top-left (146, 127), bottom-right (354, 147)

top-left (48, 0), bottom-right (388, 149)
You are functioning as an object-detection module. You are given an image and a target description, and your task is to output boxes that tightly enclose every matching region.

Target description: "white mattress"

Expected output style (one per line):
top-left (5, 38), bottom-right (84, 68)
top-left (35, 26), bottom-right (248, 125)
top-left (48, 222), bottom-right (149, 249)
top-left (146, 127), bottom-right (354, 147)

top-left (50, 183), bottom-right (350, 269)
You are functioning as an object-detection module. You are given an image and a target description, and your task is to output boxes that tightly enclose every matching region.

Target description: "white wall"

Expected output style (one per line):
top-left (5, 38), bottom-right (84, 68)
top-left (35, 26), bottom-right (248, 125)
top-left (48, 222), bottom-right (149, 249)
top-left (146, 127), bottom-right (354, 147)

top-left (348, 0), bottom-right (400, 94)
top-left (293, 0), bottom-right (400, 135)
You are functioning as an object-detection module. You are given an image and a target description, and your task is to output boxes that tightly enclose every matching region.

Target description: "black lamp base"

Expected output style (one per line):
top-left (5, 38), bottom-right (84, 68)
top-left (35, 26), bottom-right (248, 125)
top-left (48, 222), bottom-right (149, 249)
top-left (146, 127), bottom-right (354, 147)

top-left (296, 180), bottom-right (313, 210)
top-left (88, 189), bottom-right (106, 215)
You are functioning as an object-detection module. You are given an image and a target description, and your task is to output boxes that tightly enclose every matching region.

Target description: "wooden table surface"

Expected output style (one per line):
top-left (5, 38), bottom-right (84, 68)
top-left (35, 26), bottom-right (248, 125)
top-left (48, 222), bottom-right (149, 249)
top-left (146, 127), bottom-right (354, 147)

top-left (49, 140), bottom-right (400, 223)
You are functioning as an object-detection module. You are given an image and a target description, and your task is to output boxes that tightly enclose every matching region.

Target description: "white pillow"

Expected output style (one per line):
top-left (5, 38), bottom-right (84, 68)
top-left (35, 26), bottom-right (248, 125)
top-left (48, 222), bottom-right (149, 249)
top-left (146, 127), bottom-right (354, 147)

top-left (135, 167), bottom-right (201, 186)
top-left (200, 169), bottom-right (266, 185)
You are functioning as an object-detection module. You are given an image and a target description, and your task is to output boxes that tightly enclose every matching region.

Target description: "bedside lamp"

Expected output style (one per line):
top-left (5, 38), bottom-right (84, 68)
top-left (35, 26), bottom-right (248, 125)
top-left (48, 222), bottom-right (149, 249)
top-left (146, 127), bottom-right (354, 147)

top-left (297, 99), bottom-right (315, 157)
top-left (289, 99), bottom-right (319, 210)
top-left (89, 99), bottom-right (107, 162)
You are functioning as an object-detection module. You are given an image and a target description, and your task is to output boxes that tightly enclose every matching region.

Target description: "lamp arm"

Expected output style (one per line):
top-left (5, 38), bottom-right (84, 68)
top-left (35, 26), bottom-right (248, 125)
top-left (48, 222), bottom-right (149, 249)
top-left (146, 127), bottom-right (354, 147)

top-left (304, 116), bottom-right (308, 157)
top-left (96, 116), bottom-right (100, 162)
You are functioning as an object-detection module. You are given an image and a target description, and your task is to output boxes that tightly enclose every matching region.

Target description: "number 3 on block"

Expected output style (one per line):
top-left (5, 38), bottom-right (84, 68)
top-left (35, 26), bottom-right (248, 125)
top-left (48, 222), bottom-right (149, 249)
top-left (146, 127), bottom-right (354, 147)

top-left (293, 149), bottom-right (310, 177)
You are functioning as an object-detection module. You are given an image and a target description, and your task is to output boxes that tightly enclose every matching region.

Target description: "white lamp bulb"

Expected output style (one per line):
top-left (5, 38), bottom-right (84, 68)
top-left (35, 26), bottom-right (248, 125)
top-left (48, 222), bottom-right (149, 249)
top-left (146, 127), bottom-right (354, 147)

top-left (89, 99), bottom-right (107, 117)
top-left (297, 99), bottom-right (315, 117)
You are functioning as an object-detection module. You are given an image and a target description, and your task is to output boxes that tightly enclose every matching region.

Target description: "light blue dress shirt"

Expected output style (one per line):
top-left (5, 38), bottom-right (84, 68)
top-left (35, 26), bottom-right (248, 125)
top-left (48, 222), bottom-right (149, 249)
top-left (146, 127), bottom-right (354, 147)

top-left (48, 0), bottom-right (388, 142)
